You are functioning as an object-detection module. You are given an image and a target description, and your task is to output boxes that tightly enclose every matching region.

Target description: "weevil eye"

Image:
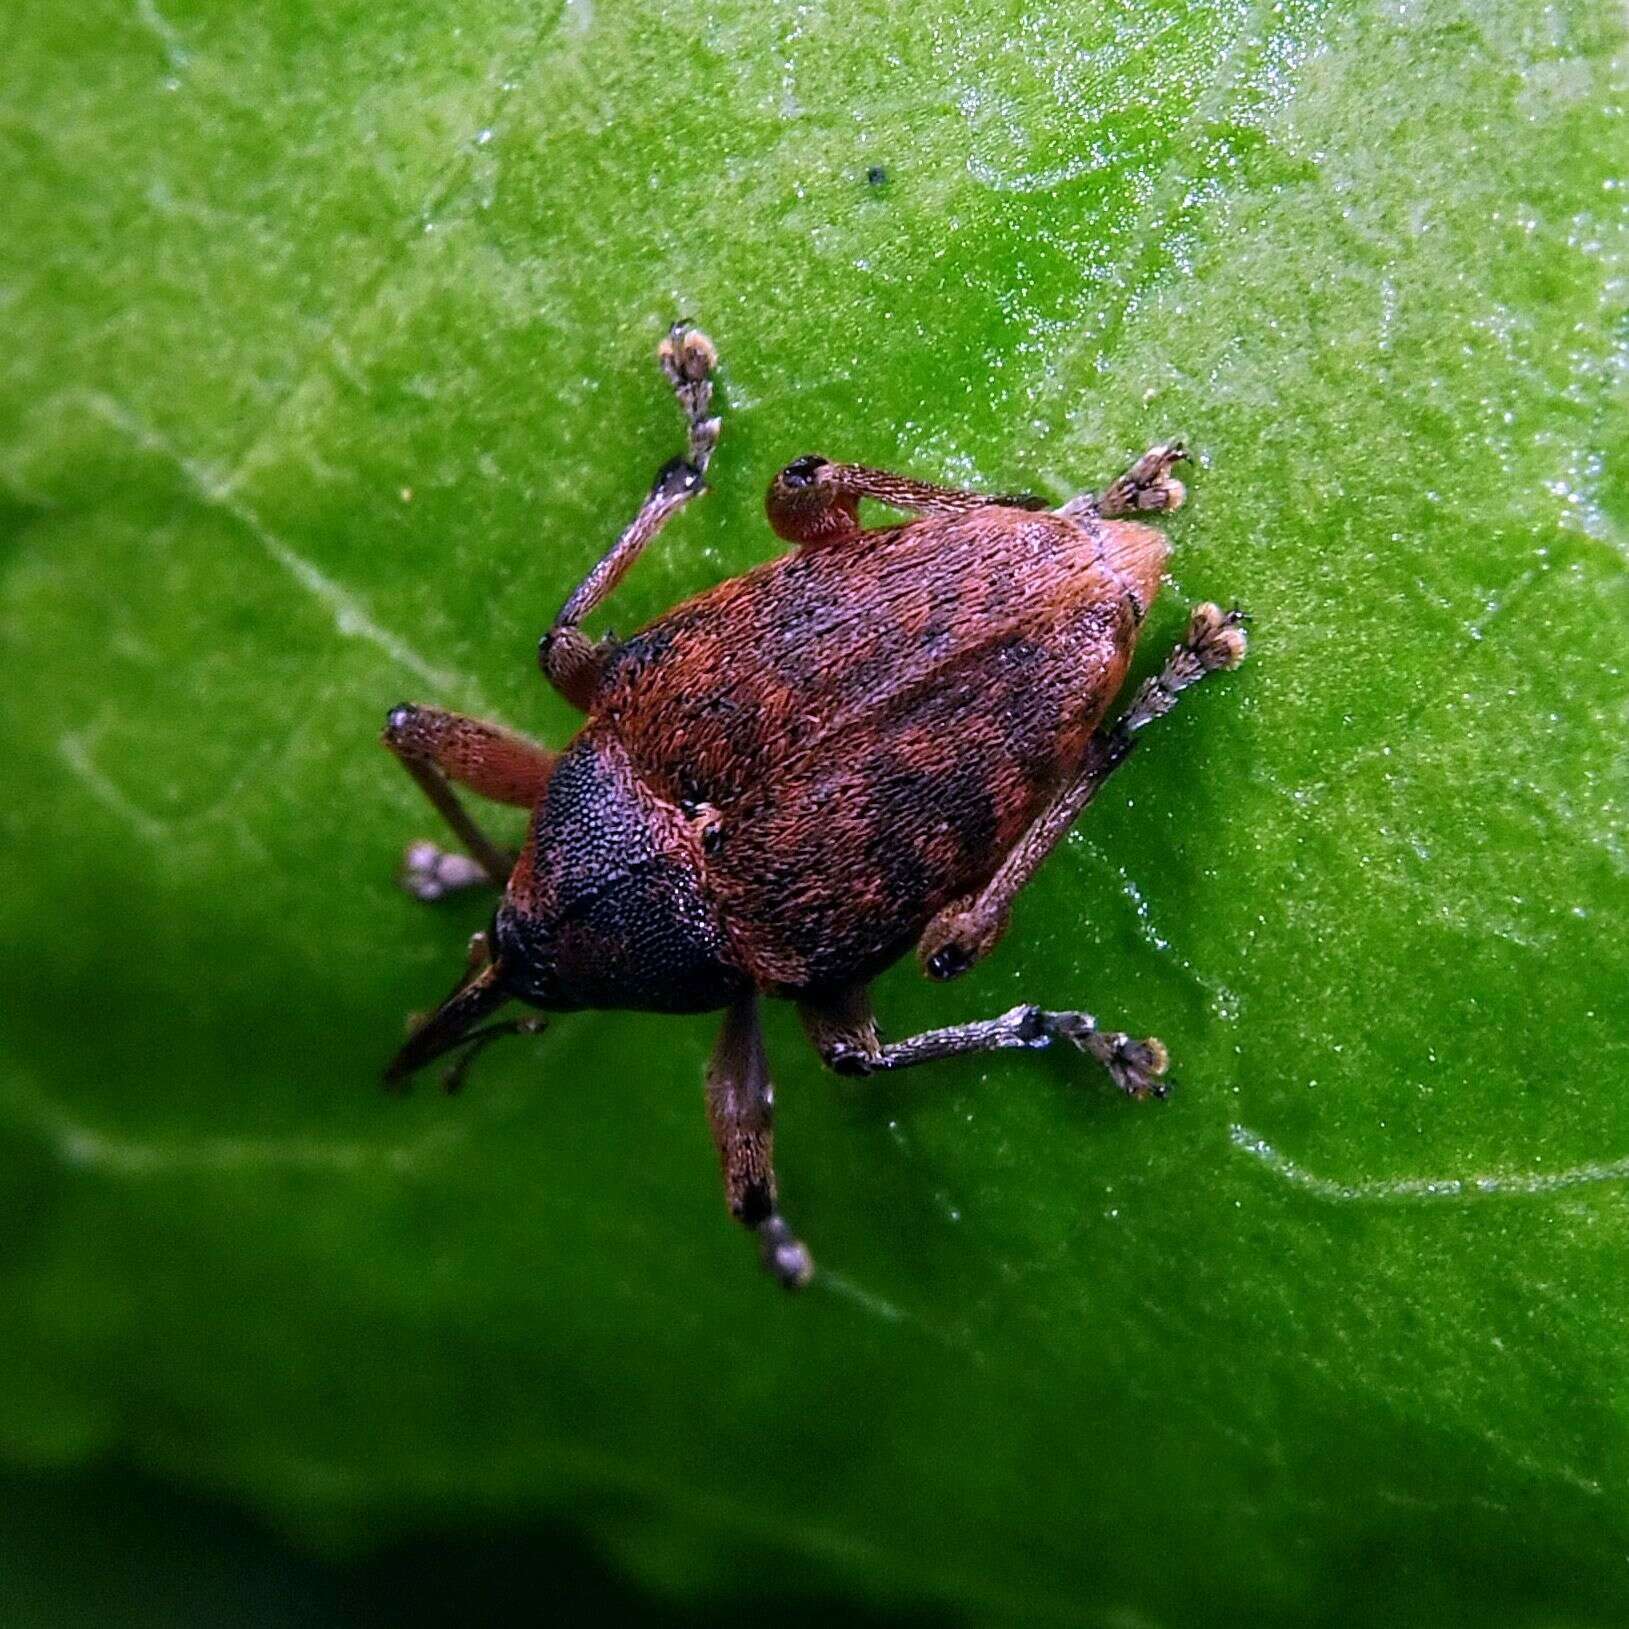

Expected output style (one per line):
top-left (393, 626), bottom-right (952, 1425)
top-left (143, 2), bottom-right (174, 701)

top-left (779, 455), bottom-right (829, 489)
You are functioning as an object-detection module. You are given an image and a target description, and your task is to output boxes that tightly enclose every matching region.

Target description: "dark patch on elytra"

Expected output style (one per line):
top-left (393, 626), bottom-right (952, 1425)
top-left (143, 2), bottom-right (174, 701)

top-left (932, 753), bottom-right (1001, 868)
top-left (749, 547), bottom-right (874, 687)
top-left (693, 692), bottom-right (767, 800)
top-left (859, 755), bottom-right (948, 907)
top-left (979, 551), bottom-right (1022, 619)
top-left (984, 634), bottom-right (1071, 765)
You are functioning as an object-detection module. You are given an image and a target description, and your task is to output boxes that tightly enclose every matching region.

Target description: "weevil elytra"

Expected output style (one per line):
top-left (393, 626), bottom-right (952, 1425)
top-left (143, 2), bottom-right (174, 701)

top-left (381, 322), bottom-right (1246, 1288)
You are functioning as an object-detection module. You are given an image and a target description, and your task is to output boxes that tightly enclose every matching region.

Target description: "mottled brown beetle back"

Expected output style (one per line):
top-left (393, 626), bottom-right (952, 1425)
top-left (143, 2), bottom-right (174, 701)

top-left (378, 324), bottom-right (1245, 1289)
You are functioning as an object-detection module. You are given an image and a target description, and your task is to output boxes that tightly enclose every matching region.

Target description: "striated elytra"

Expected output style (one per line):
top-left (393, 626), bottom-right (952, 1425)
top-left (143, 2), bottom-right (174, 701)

top-left (379, 321), bottom-right (1246, 1288)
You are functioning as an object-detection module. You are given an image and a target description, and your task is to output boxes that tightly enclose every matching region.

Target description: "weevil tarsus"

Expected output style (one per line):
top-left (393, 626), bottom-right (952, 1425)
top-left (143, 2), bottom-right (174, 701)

top-left (398, 840), bottom-right (499, 904)
top-left (1062, 441), bottom-right (1189, 521)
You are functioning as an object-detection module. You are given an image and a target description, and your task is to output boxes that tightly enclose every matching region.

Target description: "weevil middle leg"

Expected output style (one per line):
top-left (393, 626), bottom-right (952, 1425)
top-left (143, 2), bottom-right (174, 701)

top-left (539, 321), bottom-right (722, 710)
top-left (706, 995), bottom-right (815, 1289)
top-left (917, 602), bottom-right (1249, 981)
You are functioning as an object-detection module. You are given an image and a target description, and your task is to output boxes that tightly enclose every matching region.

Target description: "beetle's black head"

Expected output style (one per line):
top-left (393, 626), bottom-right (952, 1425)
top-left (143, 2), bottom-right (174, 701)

top-left (493, 736), bottom-right (749, 1016)
top-left (485, 908), bottom-right (572, 1010)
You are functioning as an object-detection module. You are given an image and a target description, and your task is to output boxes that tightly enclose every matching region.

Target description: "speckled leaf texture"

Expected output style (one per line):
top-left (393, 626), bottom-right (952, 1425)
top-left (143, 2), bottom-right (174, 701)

top-left (2, 0), bottom-right (1626, 1624)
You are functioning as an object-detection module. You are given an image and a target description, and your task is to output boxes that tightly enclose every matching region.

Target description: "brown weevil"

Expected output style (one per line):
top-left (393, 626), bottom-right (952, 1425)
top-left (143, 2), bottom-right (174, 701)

top-left (380, 321), bottom-right (1247, 1288)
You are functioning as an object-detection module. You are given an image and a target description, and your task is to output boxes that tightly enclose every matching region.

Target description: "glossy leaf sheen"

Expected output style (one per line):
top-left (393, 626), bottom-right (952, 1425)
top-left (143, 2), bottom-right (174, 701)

top-left (3, 0), bottom-right (1627, 1621)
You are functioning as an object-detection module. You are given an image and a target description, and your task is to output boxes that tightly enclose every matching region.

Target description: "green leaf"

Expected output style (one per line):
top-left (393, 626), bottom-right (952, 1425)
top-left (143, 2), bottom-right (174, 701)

top-left (3, 0), bottom-right (1626, 1621)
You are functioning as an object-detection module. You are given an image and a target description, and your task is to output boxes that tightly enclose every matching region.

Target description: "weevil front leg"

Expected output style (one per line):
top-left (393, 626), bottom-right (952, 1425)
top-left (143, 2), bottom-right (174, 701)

top-left (918, 603), bottom-right (1248, 980)
top-left (381, 704), bottom-right (557, 898)
top-left (539, 322), bottom-right (722, 710)
top-left (798, 984), bottom-right (1170, 1101)
top-left (707, 995), bottom-right (814, 1289)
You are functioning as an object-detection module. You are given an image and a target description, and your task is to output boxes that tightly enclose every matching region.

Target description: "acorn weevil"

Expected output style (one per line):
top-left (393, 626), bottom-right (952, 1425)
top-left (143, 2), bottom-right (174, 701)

top-left (381, 321), bottom-right (1247, 1289)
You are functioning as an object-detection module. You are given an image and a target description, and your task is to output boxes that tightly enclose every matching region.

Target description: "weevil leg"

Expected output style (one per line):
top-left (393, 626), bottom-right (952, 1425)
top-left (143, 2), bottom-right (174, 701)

top-left (1061, 442), bottom-right (1189, 521)
top-left (765, 456), bottom-right (1047, 547)
top-left (798, 983), bottom-right (1170, 1101)
top-left (918, 603), bottom-right (1249, 980)
top-left (539, 321), bottom-right (722, 710)
top-left (381, 704), bottom-right (556, 895)
top-left (707, 995), bottom-right (814, 1290)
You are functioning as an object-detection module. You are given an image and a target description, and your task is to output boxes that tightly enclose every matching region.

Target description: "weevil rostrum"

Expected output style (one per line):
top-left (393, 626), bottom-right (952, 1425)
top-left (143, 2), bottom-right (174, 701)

top-left (381, 322), bottom-right (1246, 1288)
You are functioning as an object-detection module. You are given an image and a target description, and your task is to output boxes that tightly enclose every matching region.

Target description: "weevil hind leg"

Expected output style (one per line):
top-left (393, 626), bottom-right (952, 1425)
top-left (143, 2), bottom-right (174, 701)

top-left (798, 984), bottom-right (1170, 1101)
top-left (706, 995), bottom-right (814, 1289)
top-left (917, 602), bottom-right (1248, 981)
top-left (540, 321), bottom-right (723, 709)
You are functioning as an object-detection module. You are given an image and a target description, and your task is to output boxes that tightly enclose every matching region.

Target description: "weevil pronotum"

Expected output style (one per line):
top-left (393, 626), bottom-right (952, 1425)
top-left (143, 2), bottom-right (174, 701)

top-left (380, 322), bottom-right (1246, 1288)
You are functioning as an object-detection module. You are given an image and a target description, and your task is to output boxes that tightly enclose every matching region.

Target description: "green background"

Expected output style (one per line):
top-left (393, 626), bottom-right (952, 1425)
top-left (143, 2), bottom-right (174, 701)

top-left (3, 0), bottom-right (1627, 1622)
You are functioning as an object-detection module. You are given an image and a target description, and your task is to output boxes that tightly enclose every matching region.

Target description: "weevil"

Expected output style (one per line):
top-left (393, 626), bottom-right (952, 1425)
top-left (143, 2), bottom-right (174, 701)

top-left (380, 322), bottom-right (1246, 1288)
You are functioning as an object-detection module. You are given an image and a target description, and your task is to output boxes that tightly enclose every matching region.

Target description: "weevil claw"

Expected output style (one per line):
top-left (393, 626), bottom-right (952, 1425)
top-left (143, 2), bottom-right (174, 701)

top-left (758, 1216), bottom-right (815, 1289)
top-left (399, 840), bottom-right (492, 903)
top-left (1044, 1015), bottom-right (1171, 1100)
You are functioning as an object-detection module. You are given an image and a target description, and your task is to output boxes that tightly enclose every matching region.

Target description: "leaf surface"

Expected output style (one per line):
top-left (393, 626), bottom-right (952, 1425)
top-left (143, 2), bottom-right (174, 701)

top-left (3, 0), bottom-right (1627, 1620)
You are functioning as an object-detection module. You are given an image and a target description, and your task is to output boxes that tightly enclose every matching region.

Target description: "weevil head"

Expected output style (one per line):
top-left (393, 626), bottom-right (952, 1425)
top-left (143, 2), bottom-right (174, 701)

top-left (491, 732), bottom-right (749, 1015)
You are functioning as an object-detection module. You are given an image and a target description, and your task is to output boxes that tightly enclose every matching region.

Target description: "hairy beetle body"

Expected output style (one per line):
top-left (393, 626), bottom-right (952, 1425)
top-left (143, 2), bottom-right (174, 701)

top-left (593, 505), bottom-right (1166, 993)
top-left (380, 322), bottom-right (1246, 1288)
